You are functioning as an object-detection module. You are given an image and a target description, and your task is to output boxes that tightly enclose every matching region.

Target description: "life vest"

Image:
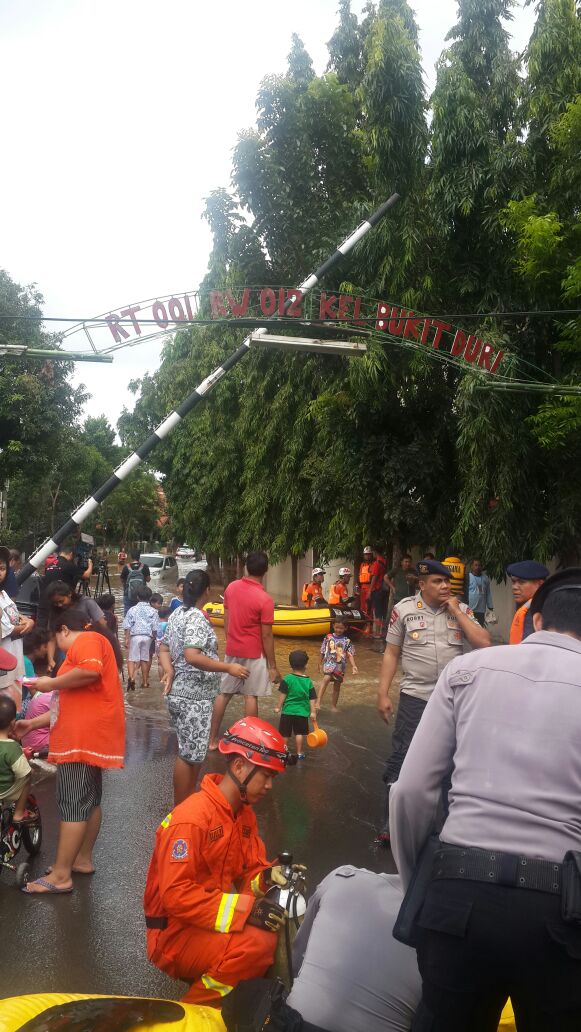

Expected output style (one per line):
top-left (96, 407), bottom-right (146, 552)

top-left (509, 599), bottom-right (531, 644)
top-left (328, 582), bottom-right (348, 605)
top-left (301, 582), bottom-right (323, 608)
top-left (359, 562), bottom-right (373, 585)
top-left (442, 557), bottom-right (466, 598)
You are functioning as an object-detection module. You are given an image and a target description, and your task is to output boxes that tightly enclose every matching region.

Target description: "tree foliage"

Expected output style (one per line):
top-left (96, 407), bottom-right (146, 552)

top-left (117, 2), bottom-right (581, 574)
top-left (0, 271), bottom-right (87, 484)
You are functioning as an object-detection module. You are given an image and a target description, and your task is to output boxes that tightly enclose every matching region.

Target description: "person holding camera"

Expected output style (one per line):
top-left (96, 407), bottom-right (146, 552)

top-left (36, 543), bottom-right (93, 629)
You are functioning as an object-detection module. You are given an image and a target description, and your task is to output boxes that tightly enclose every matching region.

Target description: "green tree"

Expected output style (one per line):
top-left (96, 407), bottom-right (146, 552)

top-left (83, 415), bottom-right (122, 466)
top-left (0, 271), bottom-right (87, 483)
top-left (327, 0), bottom-right (365, 93)
top-left (428, 0), bottom-right (524, 307)
top-left (232, 37), bottom-right (368, 283)
top-left (119, 0), bottom-right (581, 576)
top-left (99, 471), bottom-right (162, 547)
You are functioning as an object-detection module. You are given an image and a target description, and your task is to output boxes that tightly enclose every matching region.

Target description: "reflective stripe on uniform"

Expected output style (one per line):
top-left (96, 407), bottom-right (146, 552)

top-left (160, 812), bottom-right (172, 829)
top-left (215, 892), bottom-right (239, 933)
top-left (201, 973), bottom-right (234, 997)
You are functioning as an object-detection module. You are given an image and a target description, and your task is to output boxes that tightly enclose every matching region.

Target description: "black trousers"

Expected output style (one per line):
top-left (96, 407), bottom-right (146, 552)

top-left (412, 878), bottom-right (581, 1031)
top-left (380, 693), bottom-right (427, 833)
top-left (384, 692), bottom-right (427, 786)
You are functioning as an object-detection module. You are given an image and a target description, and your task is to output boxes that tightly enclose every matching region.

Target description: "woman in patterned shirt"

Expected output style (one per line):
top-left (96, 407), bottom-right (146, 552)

top-left (159, 570), bottom-right (249, 804)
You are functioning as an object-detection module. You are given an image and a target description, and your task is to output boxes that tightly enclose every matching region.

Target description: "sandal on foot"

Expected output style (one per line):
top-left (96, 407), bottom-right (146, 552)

top-left (12, 809), bottom-right (38, 825)
top-left (22, 877), bottom-right (73, 895)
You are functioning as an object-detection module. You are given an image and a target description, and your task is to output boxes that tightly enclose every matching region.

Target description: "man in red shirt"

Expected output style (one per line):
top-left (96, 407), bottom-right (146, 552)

top-left (369, 548), bottom-right (388, 648)
top-left (209, 552), bottom-right (282, 749)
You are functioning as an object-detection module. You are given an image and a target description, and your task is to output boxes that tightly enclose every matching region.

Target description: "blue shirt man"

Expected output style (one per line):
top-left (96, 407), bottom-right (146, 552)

top-left (468, 558), bottom-right (493, 626)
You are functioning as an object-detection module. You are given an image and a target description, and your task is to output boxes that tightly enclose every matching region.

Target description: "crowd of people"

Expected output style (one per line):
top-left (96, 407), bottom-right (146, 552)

top-left (0, 537), bottom-right (579, 1030)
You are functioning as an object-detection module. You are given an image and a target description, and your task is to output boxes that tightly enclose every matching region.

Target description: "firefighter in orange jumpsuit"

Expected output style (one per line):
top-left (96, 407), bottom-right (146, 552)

top-left (328, 567), bottom-right (353, 606)
top-left (358, 547), bottom-right (374, 619)
top-left (144, 717), bottom-right (304, 1007)
top-left (301, 567), bottom-right (326, 608)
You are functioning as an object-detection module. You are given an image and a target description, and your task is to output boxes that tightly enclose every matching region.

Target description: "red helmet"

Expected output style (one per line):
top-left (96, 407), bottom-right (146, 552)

top-left (219, 717), bottom-right (289, 773)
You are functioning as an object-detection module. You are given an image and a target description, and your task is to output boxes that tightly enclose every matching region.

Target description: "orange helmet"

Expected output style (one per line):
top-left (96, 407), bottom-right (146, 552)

top-left (219, 717), bottom-right (290, 773)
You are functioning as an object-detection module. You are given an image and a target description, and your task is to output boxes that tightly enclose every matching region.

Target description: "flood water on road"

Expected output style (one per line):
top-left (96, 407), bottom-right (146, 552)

top-left (2, 567), bottom-right (398, 1001)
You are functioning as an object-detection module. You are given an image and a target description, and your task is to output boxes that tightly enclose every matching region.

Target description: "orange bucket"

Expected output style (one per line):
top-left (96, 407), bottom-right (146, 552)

top-left (307, 721), bottom-right (328, 748)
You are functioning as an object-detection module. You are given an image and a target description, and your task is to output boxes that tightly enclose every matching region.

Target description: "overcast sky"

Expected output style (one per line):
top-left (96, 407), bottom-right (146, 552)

top-left (1, 0), bottom-right (535, 431)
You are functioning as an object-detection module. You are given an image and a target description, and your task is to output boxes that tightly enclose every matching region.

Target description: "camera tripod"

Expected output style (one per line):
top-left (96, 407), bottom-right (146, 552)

top-left (94, 561), bottom-right (112, 598)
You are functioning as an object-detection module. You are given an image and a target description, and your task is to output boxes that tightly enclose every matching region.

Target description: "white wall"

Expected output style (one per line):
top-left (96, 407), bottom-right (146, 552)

top-left (264, 551), bottom-right (352, 605)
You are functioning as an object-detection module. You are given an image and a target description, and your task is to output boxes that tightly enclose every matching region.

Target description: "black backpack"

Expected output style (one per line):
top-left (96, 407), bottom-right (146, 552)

top-left (126, 564), bottom-right (146, 602)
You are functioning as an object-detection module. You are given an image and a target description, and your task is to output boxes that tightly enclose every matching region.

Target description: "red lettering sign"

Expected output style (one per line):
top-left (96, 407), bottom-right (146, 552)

top-left (464, 335), bottom-right (482, 363)
top-left (209, 291), bottom-right (227, 318)
top-left (120, 306), bottom-right (141, 335)
top-left (260, 289), bottom-right (277, 316)
top-left (319, 293), bottom-right (338, 320)
top-left (225, 289), bottom-right (251, 318)
top-left (100, 287), bottom-right (508, 376)
top-left (105, 314), bottom-right (129, 343)
top-left (153, 301), bottom-right (169, 329)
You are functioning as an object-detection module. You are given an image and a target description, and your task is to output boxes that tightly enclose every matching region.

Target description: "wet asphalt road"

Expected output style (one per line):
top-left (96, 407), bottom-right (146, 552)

top-left (1, 571), bottom-right (396, 1001)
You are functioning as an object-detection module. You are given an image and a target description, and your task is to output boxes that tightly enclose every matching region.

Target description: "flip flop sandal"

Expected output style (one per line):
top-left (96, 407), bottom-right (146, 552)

top-left (12, 810), bottom-right (38, 826)
top-left (21, 877), bottom-right (73, 895)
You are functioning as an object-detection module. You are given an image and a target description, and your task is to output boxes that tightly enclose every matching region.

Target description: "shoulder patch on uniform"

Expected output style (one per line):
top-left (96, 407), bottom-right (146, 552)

top-left (160, 812), bottom-right (172, 829)
top-left (389, 607), bottom-right (399, 626)
top-left (208, 825), bottom-right (224, 843)
top-left (449, 670), bottom-right (475, 688)
top-left (242, 825), bottom-right (251, 839)
top-left (170, 837), bottom-right (190, 861)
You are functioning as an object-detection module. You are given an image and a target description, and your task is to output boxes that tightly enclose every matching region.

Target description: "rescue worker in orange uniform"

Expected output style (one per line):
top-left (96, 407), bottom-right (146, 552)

top-left (442, 554), bottom-right (467, 602)
top-left (301, 567), bottom-right (326, 609)
top-left (144, 717), bottom-right (304, 1007)
top-left (506, 560), bottom-right (549, 644)
top-left (358, 547), bottom-right (374, 618)
top-left (328, 567), bottom-right (353, 606)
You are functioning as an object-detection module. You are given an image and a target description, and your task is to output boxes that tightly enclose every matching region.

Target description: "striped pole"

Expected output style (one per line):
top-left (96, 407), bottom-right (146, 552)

top-left (16, 194), bottom-right (400, 586)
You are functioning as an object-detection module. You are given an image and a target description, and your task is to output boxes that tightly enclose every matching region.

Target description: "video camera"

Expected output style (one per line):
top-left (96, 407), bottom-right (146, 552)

top-left (74, 533), bottom-right (95, 574)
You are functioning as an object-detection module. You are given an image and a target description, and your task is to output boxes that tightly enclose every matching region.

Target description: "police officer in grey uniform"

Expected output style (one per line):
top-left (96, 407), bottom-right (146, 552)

top-left (390, 567), bottom-right (581, 1031)
top-left (376, 559), bottom-right (490, 844)
top-left (288, 867), bottom-right (421, 1032)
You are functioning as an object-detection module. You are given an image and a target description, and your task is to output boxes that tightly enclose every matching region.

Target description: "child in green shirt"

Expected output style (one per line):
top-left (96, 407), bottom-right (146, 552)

top-left (275, 650), bottom-right (317, 760)
top-left (0, 695), bottom-right (32, 822)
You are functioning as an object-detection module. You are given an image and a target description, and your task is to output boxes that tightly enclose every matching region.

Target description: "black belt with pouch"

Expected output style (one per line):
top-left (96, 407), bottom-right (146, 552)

top-left (392, 834), bottom-right (441, 947)
top-left (393, 841), bottom-right (581, 946)
top-left (562, 851), bottom-right (581, 925)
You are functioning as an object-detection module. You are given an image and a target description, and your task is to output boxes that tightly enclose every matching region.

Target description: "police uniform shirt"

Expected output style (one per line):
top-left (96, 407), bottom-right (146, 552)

top-left (386, 593), bottom-right (477, 702)
top-left (390, 631), bottom-right (581, 889)
top-left (288, 868), bottom-right (421, 1032)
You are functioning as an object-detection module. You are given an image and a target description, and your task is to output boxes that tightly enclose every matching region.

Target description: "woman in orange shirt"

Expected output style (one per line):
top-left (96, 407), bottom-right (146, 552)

top-left (22, 610), bottom-right (125, 895)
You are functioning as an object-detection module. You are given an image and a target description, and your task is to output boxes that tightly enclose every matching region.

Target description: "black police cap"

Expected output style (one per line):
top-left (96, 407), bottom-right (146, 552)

top-left (506, 560), bottom-right (550, 580)
top-left (530, 567), bottom-right (581, 616)
top-left (416, 559), bottom-right (451, 578)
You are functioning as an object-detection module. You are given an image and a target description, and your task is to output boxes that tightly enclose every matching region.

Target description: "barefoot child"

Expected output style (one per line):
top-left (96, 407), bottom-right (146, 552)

top-left (275, 650), bottom-right (317, 760)
top-left (317, 620), bottom-right (358, 711)
top-left (0, 694), bottom-right (33, 824)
